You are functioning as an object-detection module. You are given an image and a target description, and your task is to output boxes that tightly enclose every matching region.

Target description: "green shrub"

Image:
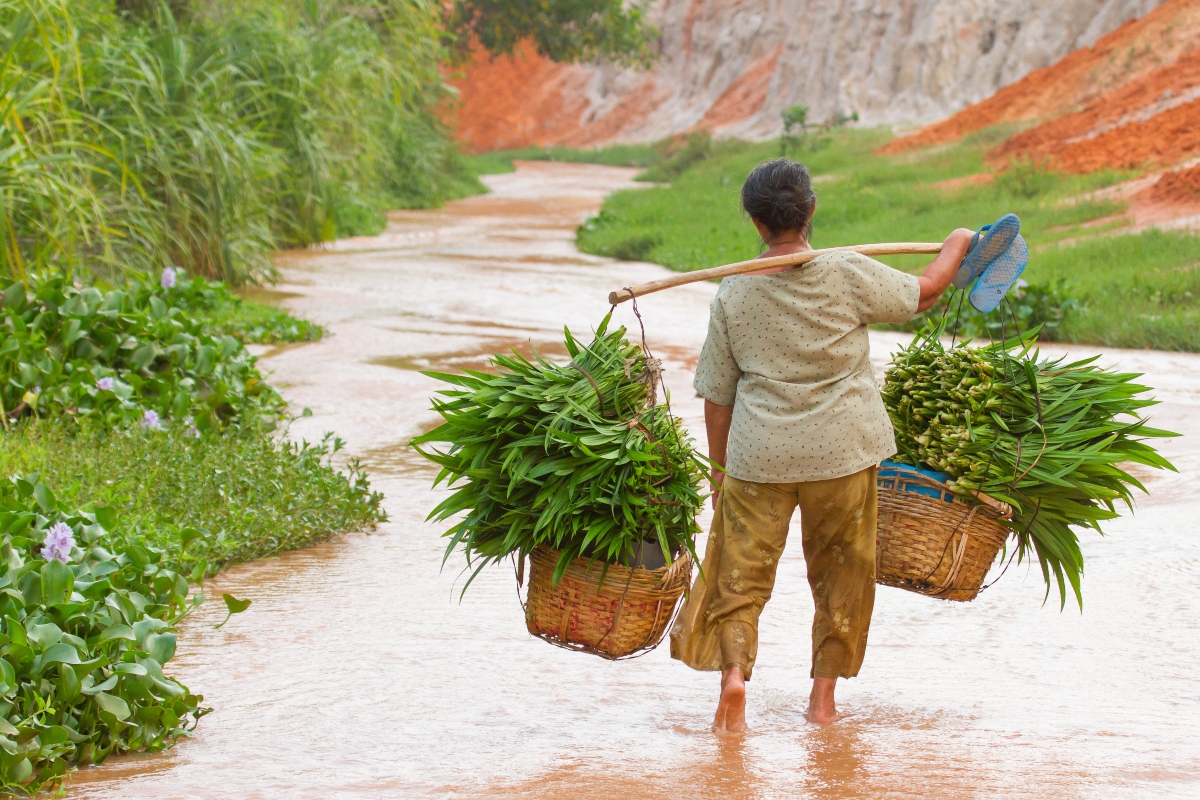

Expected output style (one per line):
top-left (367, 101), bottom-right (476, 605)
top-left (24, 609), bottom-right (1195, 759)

top-left (638, 131), bottom-right (713, 183)
top-left (162, 280), bottom-right (323, 345)
top-left (993, 158), bottom-right (1059, 199)
top-left (0, 271), bottom-right (282, 431)
top-left (0, 474), bottom-right (206, 793)
top-left (610, 235), bottom-right (663, 262)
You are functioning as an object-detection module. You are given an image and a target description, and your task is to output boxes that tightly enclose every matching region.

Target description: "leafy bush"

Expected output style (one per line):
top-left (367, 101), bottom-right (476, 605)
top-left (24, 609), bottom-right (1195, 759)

top-left (994, 158), bottom-right (1059, 199)
top-left (638, 131), bottom-right (714, 183)
top-left (0, 474), bottom-right (206, 793)
top-left (898, 280), bottom-right (1078, 341)
top-left (610, 235), bottom-right (663, 262)
top-left (0, 271), bottom-right (282, 431)
top-left (463, 142), bottom-right (663, 175)
top-left (161, 279), bottom-right (323, 345)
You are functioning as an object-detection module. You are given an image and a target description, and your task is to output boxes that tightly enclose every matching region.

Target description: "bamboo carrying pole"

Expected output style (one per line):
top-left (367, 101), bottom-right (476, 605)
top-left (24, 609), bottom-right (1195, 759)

top-left (608, 242), bottom-right (945, 305)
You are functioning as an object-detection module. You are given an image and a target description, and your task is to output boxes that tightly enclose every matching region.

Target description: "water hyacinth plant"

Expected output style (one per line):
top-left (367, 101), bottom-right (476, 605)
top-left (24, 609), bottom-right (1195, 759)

top-left (413, 316), bottom-right (709, 587)
top-left (39, 523), bottom-right (74, 563)
top-left (882, 322), bottom-right (1177, 606)
top-left (0, 475), bottom-right (209, 793)
top-left (0, 271), bottom-right (282, 432)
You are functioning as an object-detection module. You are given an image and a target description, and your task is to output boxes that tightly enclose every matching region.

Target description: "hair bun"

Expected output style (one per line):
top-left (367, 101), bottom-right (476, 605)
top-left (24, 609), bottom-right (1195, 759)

top-left (742, 158), bottom-right (816, 239)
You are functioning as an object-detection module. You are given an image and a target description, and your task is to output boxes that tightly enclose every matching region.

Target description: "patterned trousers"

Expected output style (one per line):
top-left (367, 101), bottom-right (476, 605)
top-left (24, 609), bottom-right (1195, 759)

top-left (670, 466), bottom-right (877, 680)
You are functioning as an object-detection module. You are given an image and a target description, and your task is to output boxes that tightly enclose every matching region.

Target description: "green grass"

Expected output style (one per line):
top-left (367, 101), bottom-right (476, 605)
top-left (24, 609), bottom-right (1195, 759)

top-left (1034, 231), bottom-right (1200, 350)
top-left (0, 421), bottom-right (385, 580)
top-left (575, 128), bottom-right (1200, 351)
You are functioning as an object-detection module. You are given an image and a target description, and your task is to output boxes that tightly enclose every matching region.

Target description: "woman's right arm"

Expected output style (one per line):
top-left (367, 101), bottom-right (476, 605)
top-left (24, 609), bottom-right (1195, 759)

top-left (916, 228), bottom-right (974, 312)
top-left (705, 399), bottom-right (734, 509)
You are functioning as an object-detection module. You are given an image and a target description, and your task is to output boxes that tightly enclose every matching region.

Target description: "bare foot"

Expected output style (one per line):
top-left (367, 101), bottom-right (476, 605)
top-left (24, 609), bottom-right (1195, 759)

top-left (806, 676), bottom-right (843, 724)
top-left (712, 667), bottom-right (747, 733)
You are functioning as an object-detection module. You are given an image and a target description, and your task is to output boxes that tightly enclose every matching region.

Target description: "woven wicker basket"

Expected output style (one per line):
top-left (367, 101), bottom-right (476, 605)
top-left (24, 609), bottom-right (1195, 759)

top-left (876, 466), bottom-right (1013, 602)
top-left (524, 544), bottom-right (692, 660)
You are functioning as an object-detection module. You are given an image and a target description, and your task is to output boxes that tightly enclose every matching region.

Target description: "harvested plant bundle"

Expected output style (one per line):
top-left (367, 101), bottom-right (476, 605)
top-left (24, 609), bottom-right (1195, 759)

top-left (883, 325), bottom-right (1176, 605)
top-left (413, 316), bottom-right (707, 587)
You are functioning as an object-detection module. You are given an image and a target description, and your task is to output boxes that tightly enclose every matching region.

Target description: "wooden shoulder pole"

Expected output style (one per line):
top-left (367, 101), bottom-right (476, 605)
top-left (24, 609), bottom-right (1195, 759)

top-left (608, 242), bottom-right (943, 305)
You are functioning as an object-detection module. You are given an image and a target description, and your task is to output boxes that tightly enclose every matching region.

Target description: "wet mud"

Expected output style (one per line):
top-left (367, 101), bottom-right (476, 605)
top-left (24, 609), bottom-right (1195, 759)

top-left (65, 162), bottom-right (1200, 799)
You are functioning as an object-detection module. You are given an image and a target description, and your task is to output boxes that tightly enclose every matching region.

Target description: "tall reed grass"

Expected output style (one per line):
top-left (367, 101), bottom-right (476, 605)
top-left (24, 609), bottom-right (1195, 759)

top-left (1, 0), bottom-right (479, 285)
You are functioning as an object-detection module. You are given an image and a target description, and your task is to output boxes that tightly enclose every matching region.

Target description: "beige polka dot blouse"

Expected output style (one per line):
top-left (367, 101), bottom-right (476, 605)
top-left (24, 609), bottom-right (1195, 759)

top-left (694, 251), bottom-right (921, 483)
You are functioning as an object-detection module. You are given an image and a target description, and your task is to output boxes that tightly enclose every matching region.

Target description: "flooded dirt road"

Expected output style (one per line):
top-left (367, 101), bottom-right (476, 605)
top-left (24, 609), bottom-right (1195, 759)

top-left (68, 162), bottom-right (1200, 799)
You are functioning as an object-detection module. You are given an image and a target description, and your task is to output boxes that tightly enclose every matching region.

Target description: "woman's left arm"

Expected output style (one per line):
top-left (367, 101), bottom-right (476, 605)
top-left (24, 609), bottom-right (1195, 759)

top-left (917, 228), bottom-right (974, 312)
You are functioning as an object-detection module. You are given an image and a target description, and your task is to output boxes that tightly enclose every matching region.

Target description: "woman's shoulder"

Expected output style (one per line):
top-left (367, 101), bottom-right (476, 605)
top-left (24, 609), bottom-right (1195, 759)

top-left (812, 250), bottom-right (876, 267)
top-left (812, 250), bottom-right (902, 280)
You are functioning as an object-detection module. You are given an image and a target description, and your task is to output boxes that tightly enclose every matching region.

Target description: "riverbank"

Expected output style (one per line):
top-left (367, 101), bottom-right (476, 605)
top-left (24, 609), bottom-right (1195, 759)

top-left (0, 272), bottom-right (383, 792)
top-left (567, 129), bottom-right (1200, 352)
top-left (62, 161), bottom-right (1200, 798)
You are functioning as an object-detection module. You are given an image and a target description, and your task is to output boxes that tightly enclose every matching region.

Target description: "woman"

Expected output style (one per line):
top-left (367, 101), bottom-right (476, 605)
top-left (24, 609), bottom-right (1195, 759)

top-left (670, 158), bottom-right (973, 730)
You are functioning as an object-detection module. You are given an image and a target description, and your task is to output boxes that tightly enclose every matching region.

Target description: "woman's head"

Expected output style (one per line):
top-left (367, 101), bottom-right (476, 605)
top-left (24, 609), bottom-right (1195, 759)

top-left (741, 158), bottom-right (816, 241)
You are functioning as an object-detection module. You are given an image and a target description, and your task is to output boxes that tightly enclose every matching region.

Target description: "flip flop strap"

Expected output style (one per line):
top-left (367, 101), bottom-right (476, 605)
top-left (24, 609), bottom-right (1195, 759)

top-left (966, 223), bottom-right (992, 257)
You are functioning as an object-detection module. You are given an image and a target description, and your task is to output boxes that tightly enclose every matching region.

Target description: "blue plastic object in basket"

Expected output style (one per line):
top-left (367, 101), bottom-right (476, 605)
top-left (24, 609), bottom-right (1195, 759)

top-left (879, 460), bottom-right (954, 503)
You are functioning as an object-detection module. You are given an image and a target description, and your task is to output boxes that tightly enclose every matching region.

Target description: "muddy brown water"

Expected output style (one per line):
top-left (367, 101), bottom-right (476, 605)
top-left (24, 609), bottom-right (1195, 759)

top-left (67, 162), bottom-right (1200, 799)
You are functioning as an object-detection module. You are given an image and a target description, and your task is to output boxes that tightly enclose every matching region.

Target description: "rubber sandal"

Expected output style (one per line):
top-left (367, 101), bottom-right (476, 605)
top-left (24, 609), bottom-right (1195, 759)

top-left (969, 233), bottom-right (1028, 313)
top-left (952, 213), bottom-right (1021, 289)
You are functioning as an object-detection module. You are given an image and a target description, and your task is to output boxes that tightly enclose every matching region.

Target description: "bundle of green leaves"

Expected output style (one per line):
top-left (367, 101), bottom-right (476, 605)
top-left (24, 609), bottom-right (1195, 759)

top-left (413, 316), bottom-right (708, 586)
top-left (0, 474), bottom-right (207, 793)
top-left (882, 325), bottom-right (1176, 606)
top-left (0, 271), bottom-right (282, 432)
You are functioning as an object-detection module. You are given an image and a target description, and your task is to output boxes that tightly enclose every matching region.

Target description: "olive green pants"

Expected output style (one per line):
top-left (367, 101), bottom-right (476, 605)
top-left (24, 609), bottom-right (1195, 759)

top-left (670, 467), bottom-right (877, 680)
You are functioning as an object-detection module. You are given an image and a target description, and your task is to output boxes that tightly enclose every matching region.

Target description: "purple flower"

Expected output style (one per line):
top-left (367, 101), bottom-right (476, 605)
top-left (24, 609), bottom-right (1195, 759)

top-left (142, 409), bottom-right (161, 430)
top-left (1014, 279), bottom-right (1029, 298)
top-left (96, 377), bottom-right (114, 392)
top-left (30, 386), bottom-right (39, 396)
top-left (160, 267), bottom-right (176, 290)
top-left (40, 523), bottom-right (75, 563)
top-left (188, 427), bottom-right (200, 438)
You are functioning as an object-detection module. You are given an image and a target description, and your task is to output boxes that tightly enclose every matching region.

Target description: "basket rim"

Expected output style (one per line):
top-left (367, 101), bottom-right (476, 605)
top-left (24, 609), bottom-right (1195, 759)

top-left (878, 467), bottom-right (1013, 520)
top-left (529, 543), bottom-right (693, 590)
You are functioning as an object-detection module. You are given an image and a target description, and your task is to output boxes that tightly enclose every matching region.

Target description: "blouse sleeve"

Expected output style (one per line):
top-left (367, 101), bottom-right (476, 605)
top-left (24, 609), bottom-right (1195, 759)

top-left (693, 291), bottom-right (741, 405)
top-left (842, 253), bottom-right (922, 325)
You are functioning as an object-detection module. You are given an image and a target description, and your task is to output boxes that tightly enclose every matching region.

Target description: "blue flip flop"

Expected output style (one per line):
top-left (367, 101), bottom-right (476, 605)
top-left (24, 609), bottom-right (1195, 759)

top-left (969, 233), bottom-right (1028, 313)
top-left (952, 213), bottom-right (1021, 289)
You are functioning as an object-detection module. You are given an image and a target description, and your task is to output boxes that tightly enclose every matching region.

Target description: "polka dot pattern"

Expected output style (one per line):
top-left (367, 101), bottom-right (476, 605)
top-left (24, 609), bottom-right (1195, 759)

top-left (693, 251), bottom-right (920, 482)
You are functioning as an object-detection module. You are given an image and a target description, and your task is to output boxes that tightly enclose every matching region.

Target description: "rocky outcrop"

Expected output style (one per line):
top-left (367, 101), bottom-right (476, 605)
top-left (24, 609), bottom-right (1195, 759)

top-left (451, 0), bottom-right (1165, 150)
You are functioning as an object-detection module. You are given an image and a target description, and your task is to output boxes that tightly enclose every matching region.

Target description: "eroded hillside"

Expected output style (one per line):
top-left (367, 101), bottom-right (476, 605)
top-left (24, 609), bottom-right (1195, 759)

top-left (450, 0), bottom-right (1162, 151)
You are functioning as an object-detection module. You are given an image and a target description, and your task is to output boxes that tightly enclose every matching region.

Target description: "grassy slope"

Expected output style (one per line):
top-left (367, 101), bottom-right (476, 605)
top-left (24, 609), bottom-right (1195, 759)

top-left (575, 129), bottom-right (1200, 351)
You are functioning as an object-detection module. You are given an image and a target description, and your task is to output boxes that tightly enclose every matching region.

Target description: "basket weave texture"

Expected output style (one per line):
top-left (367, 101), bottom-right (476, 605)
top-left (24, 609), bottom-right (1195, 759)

top-left (525, 545), bottom-right (692, 660)
top-left (876, 469), bottom-right (1012, 602)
